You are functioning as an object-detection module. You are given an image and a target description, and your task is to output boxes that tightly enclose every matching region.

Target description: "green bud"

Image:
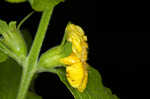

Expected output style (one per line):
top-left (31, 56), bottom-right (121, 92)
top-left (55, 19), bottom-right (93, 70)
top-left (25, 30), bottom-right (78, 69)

top-left (29, 0), bottom-right (64, 12)
top-left (0, 20), bottom-right (27, 59)
top-left (38, 42), bottom-right (72, 69)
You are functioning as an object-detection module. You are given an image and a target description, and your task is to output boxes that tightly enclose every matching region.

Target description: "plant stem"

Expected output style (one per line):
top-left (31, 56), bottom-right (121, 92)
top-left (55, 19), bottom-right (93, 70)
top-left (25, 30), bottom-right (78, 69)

top-left (17, 7), bottom-right (54, 99)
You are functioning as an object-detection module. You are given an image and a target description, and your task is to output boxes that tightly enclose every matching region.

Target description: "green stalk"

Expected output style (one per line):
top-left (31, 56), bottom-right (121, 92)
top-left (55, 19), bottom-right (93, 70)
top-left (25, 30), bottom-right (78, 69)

top-left (16, 7), bottom-right (54, 99)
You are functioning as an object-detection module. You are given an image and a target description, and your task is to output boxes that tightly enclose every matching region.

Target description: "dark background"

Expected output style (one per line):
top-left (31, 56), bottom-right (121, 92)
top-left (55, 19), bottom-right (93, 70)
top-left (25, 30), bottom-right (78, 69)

top-left (0, 0), bottom-right (149, 99)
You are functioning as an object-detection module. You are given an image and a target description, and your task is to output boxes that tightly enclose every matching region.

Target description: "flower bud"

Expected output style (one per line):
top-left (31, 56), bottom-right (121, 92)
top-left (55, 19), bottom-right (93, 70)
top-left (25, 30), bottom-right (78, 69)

top-left (0, 20), bottom-right (27, 59)
top-left (38, 22), bottom-right (89, 92)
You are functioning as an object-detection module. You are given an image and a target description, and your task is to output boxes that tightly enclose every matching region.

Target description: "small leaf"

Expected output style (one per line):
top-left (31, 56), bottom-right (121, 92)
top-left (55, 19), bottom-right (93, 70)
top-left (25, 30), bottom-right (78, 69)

top-left (28, 0), bottom-right (64, 11)
top-left (0, 59), bottom-right (42, 99)
top-left (56, 65), bottom-right (119, 99)
top-left (5, 0), bottom-right (26, 3)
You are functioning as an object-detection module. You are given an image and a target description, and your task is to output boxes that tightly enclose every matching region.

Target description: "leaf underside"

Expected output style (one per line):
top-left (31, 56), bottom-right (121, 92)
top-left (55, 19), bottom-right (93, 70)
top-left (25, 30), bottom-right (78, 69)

top-left (0, 59), bottom-right (42, 99)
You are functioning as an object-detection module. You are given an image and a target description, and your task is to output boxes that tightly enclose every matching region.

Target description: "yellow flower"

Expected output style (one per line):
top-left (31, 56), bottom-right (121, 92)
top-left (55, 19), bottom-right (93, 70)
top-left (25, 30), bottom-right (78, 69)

top-left (60, 23), bottom-right (88, 92)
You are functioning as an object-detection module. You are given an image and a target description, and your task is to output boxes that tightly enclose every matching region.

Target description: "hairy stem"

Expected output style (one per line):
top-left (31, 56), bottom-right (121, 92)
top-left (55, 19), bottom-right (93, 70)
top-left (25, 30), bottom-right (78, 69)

top-left (17, 7), bottom-right (54, 99)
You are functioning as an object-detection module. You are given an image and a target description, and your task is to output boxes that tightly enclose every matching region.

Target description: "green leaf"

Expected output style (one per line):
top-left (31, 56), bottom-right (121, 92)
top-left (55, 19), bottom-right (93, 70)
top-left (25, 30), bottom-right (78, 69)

top-left (28, 0), bottom-right (64, 11)
top-left (56, 66), bottom-right (119, 99)
top-left (0, 50), bottom-right (8, 63)
top-left (5, 0), bottom-right (26, 3)
top-left (0, 59), bottom-right (42, 99)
